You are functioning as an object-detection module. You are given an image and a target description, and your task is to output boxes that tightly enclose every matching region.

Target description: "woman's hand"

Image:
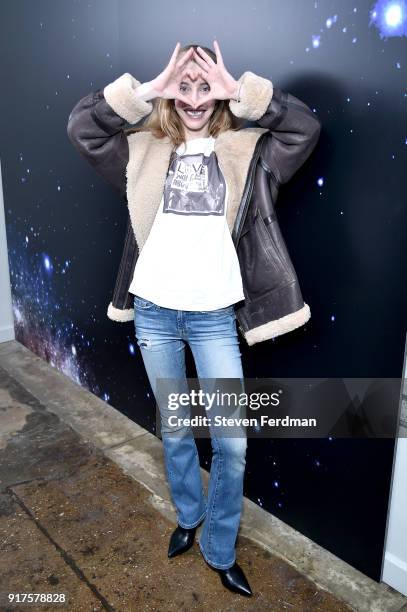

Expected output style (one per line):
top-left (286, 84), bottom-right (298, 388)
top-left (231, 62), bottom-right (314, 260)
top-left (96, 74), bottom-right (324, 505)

top-left (192, 40), bottom-right (239, 102)
top-left (150, 42), bottom-right (196, 106)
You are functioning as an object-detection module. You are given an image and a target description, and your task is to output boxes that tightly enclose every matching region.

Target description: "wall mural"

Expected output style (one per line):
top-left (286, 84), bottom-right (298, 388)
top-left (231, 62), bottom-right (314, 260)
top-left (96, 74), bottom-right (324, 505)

top-left (1, 0), bottom-right (406, 581)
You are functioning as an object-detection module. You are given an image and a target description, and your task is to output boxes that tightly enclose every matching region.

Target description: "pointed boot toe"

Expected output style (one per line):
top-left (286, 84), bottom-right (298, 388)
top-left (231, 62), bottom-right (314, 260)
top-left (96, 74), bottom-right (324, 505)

top-left (218, 562), bottom-right (252, 597)
top-left (167, 525), bottom-right (196, 558)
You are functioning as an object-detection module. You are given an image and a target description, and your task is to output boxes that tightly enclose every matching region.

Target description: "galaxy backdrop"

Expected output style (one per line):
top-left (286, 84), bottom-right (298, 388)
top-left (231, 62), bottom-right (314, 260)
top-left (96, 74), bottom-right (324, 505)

top-left (0, 0), bottom-right (406, 582)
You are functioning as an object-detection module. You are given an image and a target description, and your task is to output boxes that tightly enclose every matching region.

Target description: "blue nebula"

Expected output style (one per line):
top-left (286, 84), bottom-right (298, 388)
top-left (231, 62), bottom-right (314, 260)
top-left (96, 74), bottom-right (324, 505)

top-left (370, 1), bottom-right (407, 38)
top-left (42, 253), bottom-right (53, 274)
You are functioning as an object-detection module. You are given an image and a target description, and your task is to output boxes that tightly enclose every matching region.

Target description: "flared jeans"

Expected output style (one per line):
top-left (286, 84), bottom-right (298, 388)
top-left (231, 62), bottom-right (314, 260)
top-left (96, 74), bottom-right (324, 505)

top-left (133, 294), bottom-right (247, 569)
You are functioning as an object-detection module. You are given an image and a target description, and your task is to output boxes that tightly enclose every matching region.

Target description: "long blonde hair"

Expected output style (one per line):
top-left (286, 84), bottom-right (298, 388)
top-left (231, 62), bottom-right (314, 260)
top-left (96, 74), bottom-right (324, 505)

top-left (124, 43), bottom-right (243, 149)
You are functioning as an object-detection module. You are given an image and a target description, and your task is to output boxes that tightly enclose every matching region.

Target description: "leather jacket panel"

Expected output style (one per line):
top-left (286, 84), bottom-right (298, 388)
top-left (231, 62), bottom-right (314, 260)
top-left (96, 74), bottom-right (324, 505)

top-left (67, 89), bottom-right (129, 199)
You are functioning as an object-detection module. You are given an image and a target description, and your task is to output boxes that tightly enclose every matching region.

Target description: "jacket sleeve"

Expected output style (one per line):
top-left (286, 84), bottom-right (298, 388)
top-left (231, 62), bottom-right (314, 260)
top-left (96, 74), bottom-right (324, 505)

top-left (66, 73), bottom-right (153, 199)
top-left (229, 71), bottom-right (321, 185)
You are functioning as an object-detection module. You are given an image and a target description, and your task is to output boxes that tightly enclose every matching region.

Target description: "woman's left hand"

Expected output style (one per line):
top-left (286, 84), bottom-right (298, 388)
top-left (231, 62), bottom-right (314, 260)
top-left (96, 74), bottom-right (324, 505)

top-left (192, 40), bottom-right (239, 102)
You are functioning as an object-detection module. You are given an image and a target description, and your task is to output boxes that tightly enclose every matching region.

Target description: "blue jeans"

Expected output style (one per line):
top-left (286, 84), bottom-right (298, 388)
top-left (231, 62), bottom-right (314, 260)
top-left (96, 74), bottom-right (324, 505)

top-left (133, 294), bottom-right (247, 569)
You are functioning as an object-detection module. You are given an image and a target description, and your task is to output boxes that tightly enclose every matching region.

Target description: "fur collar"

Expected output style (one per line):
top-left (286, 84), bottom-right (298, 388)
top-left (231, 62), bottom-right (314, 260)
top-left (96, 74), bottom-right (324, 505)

top-left (125, 127), bottom-right (268, 250)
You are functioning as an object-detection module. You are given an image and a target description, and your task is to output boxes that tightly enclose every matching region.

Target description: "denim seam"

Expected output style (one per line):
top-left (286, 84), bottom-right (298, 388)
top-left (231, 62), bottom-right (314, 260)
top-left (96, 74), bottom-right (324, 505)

top-left (206, 434), bottom-right (223, 561)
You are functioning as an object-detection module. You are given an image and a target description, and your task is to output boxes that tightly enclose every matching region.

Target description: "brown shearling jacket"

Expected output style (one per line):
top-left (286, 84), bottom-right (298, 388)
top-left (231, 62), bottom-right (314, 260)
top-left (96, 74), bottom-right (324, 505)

top-left (67, 70), bottom-right (321, 346)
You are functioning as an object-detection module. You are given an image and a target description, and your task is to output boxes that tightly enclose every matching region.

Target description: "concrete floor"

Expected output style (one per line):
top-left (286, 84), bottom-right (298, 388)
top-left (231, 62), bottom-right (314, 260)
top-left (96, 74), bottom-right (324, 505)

top-left (0, 340), bottom-right (406, 612)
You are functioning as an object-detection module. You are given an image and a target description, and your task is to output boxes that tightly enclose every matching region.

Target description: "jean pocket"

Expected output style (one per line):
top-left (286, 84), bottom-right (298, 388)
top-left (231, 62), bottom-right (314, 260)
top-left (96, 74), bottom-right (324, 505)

top-left (134, 295), bottom-right (158, 310)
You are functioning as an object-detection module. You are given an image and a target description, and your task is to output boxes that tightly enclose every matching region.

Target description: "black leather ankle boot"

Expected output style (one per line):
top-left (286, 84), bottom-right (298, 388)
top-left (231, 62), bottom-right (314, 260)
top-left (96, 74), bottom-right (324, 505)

top-left (168, 525), bottom-right (197, 558)
top-left (215, 562), bottom-right (253, 597)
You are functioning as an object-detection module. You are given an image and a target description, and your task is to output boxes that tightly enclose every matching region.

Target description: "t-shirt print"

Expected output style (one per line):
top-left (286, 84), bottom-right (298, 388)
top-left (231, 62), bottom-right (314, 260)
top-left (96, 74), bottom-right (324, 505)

top-left (163, 150), bottom-right (226, 216)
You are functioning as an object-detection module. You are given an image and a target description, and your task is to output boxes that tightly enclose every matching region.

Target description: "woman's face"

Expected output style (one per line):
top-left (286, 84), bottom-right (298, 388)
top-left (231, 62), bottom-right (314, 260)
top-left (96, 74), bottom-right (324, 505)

top-left (174, 57), bottom-right (216, 134)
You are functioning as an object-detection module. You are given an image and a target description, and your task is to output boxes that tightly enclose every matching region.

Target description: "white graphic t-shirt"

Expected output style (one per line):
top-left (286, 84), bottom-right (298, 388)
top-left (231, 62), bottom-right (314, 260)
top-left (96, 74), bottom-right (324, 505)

top-left (128, 136), bottom-right (245, 310)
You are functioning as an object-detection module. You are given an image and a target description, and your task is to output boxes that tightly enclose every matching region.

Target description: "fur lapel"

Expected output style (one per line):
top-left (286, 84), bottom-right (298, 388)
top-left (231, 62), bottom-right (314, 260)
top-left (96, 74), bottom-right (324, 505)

top-left (125, 127), bottom-right (268, 250)
top-left (215, 128), bottom-right (268, 235)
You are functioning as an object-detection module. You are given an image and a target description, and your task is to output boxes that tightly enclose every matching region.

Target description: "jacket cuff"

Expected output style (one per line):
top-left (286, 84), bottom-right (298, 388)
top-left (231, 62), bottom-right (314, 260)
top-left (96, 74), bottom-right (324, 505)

top-left (229, 71), bottom-right (274, 121)
top-left (103, 73), bottom-right (153, 124)
top-left (107, 301), bottom-right (134, 322)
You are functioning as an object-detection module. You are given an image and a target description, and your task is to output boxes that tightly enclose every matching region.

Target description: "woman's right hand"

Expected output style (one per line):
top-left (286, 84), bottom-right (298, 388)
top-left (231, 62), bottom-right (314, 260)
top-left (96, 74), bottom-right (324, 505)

top-left (149, 42), bottom-right (198, 106)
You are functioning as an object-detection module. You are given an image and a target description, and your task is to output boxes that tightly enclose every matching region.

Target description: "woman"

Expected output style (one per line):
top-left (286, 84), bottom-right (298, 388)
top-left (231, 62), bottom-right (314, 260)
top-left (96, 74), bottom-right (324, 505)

top-left (124, 41), bottom-right (251, 597)
top-left (67, 40), bottom-right (321, 597)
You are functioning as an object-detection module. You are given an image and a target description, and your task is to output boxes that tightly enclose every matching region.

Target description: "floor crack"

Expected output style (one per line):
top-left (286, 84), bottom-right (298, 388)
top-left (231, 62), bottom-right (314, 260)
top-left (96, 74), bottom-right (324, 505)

top-left (5, 486), bottom-right (115, 611)
top-left (103, 431), bottom-right (150, 451)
